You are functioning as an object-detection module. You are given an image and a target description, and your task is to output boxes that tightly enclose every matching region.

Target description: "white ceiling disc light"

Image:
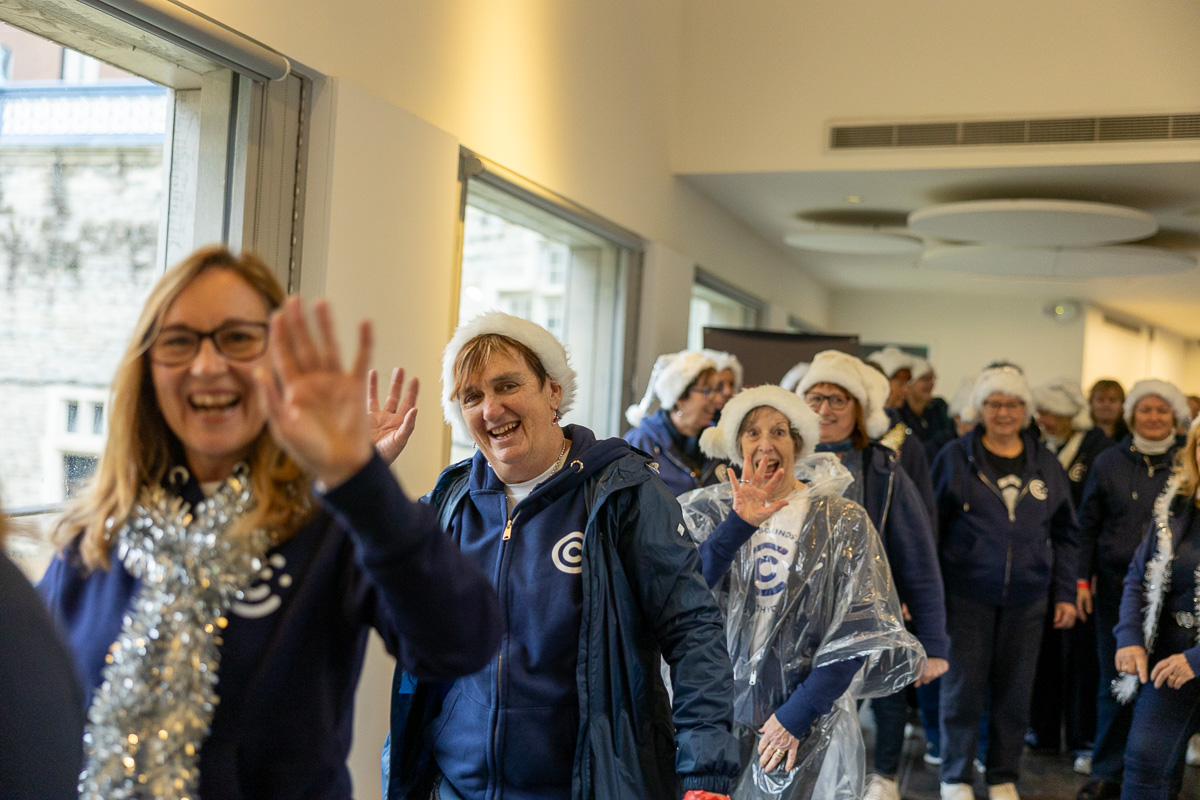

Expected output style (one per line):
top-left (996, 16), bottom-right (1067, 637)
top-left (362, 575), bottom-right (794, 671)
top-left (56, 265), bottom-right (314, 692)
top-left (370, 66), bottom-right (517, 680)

top-left (908, 199), bottom-right (1159, 246)
top-left (922, 245), bottom-right (1195, 278)
top-left (783, 230), bottom-right (924, 255)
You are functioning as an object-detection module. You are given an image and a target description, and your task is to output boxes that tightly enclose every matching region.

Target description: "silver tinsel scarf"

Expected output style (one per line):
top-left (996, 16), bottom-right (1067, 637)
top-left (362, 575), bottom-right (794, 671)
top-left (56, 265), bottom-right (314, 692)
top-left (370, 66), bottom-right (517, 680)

top-left (80, 466), bottom-right (270, 799)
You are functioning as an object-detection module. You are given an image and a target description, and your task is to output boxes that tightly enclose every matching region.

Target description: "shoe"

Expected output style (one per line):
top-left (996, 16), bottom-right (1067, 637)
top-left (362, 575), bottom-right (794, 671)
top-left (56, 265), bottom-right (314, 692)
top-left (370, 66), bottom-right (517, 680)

top-left (1073, 754), bottom-right (1092, 775)
top-left (1076, 779), bottom-right (1122, 800)
top-left (924, 741), bottom-right (942, 766)
top-left (988, 784), bottom-right (1019, 800)
top-left (1188, 734), bottom-right (1200, 767)
top-left (864, 775), bottom-right (900, 800)
top-left (940, 783), bottom-right (974, 800)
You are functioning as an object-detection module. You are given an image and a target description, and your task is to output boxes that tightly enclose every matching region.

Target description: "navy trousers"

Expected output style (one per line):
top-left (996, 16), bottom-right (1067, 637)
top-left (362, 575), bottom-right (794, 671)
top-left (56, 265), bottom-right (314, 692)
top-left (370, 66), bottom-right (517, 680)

top-left (1092, 578), bottom-right (1134, 781)
top-left (940, 592), bottom-right (1046, 786)
top-left (1121, 674), bottom-right (1200, 799)
top-left (872, 688), bottom-right (909, 775)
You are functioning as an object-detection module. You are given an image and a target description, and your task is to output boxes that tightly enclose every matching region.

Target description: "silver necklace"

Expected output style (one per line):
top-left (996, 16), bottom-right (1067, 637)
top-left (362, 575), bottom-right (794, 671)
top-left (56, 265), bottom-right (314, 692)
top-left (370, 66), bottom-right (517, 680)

top-left (550, 437), bottom-right (570, 474)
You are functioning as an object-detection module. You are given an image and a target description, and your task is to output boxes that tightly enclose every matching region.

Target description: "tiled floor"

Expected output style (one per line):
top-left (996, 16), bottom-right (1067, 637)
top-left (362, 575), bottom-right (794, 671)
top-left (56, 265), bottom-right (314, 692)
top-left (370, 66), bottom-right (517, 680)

top-left (860, 706), bottom-right (1200, 800)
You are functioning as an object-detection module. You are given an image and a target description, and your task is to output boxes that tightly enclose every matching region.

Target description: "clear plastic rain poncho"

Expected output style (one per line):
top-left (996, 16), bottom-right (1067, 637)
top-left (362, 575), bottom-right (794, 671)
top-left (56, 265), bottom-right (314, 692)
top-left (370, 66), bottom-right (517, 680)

top-left (679, 453), bottom-right (925, 800)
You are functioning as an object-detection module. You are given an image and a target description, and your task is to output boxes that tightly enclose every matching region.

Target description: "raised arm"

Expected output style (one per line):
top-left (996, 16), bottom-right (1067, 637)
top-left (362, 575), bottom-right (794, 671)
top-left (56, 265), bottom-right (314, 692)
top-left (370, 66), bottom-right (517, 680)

top-left (257, 298), bottom-right (501, 679)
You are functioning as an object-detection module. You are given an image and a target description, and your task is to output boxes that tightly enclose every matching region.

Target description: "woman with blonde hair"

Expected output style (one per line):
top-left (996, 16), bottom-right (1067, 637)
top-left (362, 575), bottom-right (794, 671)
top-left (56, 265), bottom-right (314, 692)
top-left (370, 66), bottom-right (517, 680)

top-left (39, 245), bottom-right (501, 800)
top-left (1112, 417), bottom-right (1200, 798)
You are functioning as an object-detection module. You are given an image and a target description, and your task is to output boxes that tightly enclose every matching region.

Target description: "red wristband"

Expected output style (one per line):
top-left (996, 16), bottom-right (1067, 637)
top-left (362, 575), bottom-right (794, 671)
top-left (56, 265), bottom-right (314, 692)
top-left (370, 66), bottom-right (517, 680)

top-left (1077, 579), bottom-right (1091, 590)
top-left (683, 792), bottom-right (730, 800)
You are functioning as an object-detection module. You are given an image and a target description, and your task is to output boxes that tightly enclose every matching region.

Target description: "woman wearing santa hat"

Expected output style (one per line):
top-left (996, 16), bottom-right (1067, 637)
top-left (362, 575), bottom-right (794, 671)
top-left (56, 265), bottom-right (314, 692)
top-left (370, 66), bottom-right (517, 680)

top-left (795, 351), bottom-right (948, 800)
top-left (679, 384), bottom-right (924, 800)
top-left (624, 350), bottom-right (723, 496)
top-left (1076, 379), bottom-right (1190, 800)
top-left (932, 366), bottom-right (1079, 800)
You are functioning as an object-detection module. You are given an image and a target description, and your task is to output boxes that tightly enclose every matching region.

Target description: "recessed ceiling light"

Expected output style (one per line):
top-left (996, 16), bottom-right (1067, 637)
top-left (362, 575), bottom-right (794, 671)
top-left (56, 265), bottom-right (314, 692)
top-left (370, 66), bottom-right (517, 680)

top-left (844, 195), bottom-right (863, 204)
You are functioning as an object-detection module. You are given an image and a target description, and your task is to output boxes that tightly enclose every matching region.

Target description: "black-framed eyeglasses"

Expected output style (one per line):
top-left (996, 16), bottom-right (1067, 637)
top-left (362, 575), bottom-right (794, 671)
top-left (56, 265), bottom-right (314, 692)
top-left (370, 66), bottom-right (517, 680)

top-left (688, 386), bottom-right (716, 397)
top-left (804, 392), bottom-right (850, 411)
top-left (149, 321), bottom-right (269, 366)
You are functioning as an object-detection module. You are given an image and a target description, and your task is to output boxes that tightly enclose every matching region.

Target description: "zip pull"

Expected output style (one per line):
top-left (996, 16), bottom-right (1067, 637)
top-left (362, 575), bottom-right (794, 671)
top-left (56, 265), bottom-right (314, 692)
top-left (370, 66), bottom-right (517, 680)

top-left (503, 518), bottom-right (514, 541)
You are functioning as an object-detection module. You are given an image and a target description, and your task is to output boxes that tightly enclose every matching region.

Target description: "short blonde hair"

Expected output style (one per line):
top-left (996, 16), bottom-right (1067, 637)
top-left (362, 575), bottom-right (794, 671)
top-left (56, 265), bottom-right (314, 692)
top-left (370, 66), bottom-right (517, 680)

top-left (54, 246), bottom-right (311, 570)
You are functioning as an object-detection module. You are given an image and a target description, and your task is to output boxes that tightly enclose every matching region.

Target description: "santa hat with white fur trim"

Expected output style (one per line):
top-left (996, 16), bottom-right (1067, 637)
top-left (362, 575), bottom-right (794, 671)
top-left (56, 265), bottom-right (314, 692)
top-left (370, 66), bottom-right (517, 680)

top-left (866, 346), bottom-right (918, 379)
top-left (441, 311), bottom-right (578, 443)
top-left (968, 366), bottom-right (1035, 422)
top-left (909, 357), bottom-right (934, 382)
top-left (796, 350), bottom-right (892, 439)
top-left (625, 350), bottom-right (718, 427)
top-left (701, 349), bottom-right (744, 391)
top-left (699, 385), bottom-right (821, 465)
top-left (1123, 379), bottom-right (1190, 427)
top-left (1033, 377), bottom-right (1092, 430)
top-left (780, 361), bottom-right (810, 393)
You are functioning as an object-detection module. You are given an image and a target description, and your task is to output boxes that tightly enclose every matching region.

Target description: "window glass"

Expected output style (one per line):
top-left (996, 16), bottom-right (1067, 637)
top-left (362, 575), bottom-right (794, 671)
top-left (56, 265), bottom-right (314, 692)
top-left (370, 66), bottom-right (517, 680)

top-left (456, 178), bottom-right (634, 463)
top-left (688, 280), bottom-right (761, 350)
top-left (0, 22), bottom-right (165, 529)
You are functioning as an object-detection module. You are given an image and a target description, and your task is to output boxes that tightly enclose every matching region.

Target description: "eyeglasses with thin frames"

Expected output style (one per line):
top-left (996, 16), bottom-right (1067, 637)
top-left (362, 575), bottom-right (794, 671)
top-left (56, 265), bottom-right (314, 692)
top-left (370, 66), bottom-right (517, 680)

top-left (804, 392), bottom-right (851, 411)
top-left (982, 399), bottom-right (1026, 414)
top-left (149, 320), bottom-right (269, 366)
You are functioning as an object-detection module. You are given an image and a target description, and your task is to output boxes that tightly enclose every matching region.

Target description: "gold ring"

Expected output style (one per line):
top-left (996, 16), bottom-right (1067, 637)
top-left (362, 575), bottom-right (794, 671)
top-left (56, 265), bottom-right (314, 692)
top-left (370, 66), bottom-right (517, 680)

top-left (774, 748), bottom-right (787, 758)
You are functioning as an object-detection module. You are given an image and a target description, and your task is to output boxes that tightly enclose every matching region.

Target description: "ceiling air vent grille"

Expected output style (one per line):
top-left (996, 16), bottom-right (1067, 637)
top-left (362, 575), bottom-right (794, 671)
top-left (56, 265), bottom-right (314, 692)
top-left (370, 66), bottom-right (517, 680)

top-left (830, 112), bottom-right (1200, 150)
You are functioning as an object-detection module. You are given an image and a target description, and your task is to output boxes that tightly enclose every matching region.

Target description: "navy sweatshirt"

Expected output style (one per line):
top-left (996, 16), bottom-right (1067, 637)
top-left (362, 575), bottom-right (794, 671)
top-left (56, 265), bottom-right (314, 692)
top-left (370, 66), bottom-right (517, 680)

top-left (39, 455), bottom-right (502, 800)
top-left (0, 552), bottom-right (84, 800)
top-left (1115, 498), bottom-right (1200, 676)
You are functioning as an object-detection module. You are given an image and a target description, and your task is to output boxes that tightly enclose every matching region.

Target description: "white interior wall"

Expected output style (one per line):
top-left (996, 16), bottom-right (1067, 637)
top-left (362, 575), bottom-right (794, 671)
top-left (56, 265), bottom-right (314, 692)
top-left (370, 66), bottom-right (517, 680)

top-left (830, 289), bottom-right (1087, 399)
top-left (676, 1), bottom-right (1200, 173)
top-left (298, 78), bottom-right (464, 800)
top-left (1081, 306), bottom-right (1200, 395)
top-left (187, 0), bottom-right (832, 337)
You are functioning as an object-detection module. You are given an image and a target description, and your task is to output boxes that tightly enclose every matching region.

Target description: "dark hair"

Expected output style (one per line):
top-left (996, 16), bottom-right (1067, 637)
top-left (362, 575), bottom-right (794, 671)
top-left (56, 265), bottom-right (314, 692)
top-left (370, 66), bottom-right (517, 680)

top-left (1088, 379), bottom-right (1125, 403)
top-left (451, 333), bottom-right (549, 401)
top-left (676, 367), bottom-right (718, 409)
top-left (737, 405), bottom-right (804, 454)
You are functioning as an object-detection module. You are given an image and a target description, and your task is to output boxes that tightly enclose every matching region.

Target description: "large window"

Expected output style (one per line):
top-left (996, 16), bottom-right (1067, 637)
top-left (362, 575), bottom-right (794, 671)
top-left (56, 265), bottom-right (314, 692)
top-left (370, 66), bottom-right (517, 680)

top-left (0, 2), bottom-right (307, 573)
top-left (688, 268), bottom-right (763, 350)
top-left (454, 154), bottom-right (642, 463)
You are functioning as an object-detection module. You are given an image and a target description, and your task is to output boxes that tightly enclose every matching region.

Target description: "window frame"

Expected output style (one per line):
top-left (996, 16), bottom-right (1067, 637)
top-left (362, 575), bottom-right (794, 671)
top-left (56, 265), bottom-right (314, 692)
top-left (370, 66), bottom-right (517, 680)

top-left (0, 0), bottom-right (310, 520)
top-left (453, 149), bottom-right (644, 461)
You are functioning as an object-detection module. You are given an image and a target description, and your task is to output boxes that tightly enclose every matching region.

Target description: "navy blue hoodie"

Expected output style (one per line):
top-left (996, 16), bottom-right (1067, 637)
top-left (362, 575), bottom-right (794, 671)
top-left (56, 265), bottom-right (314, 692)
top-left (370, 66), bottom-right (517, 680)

top-left (932, 428), bottom-right (1079, 606)
top-left (623, 409), bottom-right (720, 497)
top-left (39, 455), bottom-right (502, 800)
top-left (387, 425), bottom-right (739, 800)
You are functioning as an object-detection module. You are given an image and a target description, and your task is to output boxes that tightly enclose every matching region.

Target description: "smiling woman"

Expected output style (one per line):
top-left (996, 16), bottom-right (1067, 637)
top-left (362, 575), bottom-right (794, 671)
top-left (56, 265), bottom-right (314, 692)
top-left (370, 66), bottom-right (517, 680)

top-left (386, 311), bottom-right (741, 800)
top-left (38, 245), bottom-right (502, 800)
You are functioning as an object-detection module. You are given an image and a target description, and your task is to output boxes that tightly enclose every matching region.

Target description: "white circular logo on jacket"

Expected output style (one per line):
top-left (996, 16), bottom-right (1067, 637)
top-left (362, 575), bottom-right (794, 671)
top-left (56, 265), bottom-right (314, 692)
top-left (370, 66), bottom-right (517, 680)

top-left (552, 532), bottom-right (584, 574)
top-left (1069, 463), bottom-right (1087, 483)
top-left (232, 553), bottom-right (290, 619)
top-left (1029, 479), bottom-right (1048, 501)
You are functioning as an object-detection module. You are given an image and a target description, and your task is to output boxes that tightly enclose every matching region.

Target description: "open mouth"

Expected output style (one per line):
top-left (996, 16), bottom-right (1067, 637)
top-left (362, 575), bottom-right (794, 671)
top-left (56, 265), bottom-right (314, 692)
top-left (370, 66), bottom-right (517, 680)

top-left (755, 457), bottom-right (781, 478)
top-left (489, 420), bottom-right (521, 440)
top-left (189, 392), bottom-right (240, 413)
